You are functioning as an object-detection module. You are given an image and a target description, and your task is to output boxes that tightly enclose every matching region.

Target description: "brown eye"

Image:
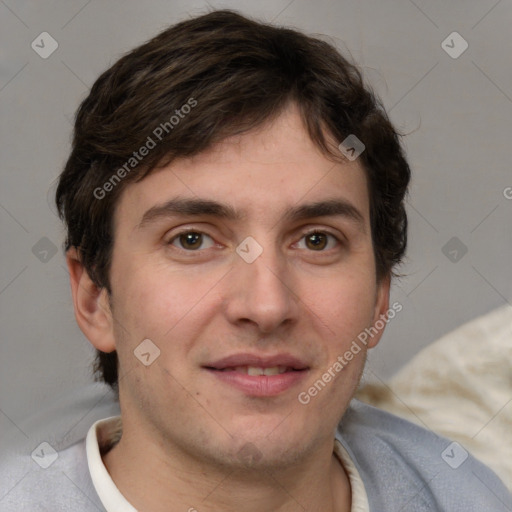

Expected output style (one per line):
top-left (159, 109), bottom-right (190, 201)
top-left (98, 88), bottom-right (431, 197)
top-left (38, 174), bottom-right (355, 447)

top-left (296, 231), bottom-right (339, 252)
top-left (170, 232), bottom-right (214, 251)
top-left (305, 232), bottom-right (328, 250)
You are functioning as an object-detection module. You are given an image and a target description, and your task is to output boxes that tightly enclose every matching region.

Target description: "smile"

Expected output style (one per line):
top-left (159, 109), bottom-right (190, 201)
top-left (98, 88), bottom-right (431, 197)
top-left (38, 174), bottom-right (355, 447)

top-left (205, 364), bottom-right (308, 396)
top-left (217, 366), bottom-right (294, 375)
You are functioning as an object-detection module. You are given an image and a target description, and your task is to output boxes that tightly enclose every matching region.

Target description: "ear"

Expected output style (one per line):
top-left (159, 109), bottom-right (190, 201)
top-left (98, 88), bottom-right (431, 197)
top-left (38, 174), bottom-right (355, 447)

top-left (66, 247), bottom-right (116, 353)
top-left (366, 275), bottom-right (391, 349)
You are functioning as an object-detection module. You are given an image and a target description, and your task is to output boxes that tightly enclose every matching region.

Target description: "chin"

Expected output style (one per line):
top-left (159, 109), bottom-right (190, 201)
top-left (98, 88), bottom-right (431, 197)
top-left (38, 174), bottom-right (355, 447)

top-left (219, 436), bottom-right (310, 472)
top-left (226, 409), bottom-right (305, 442)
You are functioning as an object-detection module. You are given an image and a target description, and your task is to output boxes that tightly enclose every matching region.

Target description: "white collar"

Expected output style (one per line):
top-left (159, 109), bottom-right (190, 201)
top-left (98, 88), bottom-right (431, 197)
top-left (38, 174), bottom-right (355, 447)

top-left (334, 438), bottom-right (370, 511)
top-left (86, 416), bottom-right (137, 512)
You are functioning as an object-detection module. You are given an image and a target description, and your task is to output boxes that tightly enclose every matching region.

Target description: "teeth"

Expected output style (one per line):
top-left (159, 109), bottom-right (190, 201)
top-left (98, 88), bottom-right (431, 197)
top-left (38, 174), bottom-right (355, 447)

top-left (233, 366), bottom-right (288, 376)
top-left (262, 366), bottom-right (281, 376)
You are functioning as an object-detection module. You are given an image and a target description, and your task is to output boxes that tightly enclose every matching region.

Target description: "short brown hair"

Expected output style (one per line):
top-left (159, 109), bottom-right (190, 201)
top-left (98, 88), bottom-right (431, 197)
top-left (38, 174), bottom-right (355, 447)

top-left (56, 9), bottom-right (410, 393)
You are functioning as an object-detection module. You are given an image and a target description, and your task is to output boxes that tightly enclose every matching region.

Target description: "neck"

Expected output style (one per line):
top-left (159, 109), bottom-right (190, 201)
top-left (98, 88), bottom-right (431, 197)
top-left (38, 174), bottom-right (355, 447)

top-left (101, 420), bottom-right (351, 512)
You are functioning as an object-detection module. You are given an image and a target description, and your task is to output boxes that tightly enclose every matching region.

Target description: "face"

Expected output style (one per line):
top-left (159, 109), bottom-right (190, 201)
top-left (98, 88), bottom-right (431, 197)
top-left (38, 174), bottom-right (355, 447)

top-left (97, 104), bottom-right (389, 469)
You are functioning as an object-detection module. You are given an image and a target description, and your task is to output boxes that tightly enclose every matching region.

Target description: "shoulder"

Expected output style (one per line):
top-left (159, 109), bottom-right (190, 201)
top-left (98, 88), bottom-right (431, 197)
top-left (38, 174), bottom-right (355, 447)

top-left (337, 399), bottom-right (512, 511)
top-left (0, 439), bottom-right (104, 512)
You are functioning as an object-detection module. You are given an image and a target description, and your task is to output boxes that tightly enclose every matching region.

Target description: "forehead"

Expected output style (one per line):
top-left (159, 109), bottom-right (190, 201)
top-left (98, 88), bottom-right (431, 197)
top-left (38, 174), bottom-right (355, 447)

top-left (114, 104), bottom-right (370, 231)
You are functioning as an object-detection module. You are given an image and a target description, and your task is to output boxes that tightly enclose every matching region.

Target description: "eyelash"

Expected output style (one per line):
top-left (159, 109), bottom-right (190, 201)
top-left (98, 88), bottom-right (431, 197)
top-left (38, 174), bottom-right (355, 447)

top-left (167, 229), bottom-right (342, 253)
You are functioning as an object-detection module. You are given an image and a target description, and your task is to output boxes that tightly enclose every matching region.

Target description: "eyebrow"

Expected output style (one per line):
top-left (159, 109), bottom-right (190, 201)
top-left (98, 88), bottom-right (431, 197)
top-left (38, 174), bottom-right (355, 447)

top-left (137, 197), bottom-right (366, 231)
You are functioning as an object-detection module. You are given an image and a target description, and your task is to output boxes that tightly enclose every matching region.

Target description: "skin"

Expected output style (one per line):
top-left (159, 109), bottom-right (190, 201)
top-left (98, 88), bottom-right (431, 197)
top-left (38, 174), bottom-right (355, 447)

top-left (67, 103), bottom-right (390, 512)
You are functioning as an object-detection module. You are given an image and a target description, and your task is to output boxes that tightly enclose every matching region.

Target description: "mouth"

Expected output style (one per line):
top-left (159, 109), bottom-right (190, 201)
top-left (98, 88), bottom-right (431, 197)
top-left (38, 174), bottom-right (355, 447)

top-left (211, 365), bottom-right (301, 376)
top-left (204, 352), bottom-right (309, 371)
top-left (203, 353), bottom-right (310, 397)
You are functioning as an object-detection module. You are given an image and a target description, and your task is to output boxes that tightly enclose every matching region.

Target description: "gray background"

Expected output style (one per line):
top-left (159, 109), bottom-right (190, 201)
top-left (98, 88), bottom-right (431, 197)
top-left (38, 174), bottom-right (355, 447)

top-left (1, 0), bottom-right (511, 442)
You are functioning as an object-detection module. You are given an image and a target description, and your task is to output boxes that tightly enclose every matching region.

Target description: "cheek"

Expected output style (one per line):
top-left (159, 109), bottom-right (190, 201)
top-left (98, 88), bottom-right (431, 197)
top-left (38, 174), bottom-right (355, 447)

top-left (312, 270), bottom-right (377, 342)
top-left (118, 278), bottom-right (174, 333)
top-left (112, 264), bottom-right (222, 355)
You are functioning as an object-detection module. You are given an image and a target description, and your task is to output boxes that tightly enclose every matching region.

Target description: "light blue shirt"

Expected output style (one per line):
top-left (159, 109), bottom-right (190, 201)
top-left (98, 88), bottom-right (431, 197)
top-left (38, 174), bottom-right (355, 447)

top-left (1, 399), bottom-right (510, 511)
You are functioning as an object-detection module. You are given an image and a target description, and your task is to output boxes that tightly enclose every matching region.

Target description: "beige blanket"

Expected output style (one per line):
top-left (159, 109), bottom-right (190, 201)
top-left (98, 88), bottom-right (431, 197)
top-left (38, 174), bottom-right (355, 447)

top-left (357, 305), bottom-right (512, 491)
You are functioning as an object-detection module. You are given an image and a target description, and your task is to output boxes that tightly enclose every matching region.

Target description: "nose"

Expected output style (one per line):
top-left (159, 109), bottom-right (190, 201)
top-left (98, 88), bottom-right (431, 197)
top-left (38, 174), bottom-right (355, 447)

top-left (223, 242), bottom-right (299, 334)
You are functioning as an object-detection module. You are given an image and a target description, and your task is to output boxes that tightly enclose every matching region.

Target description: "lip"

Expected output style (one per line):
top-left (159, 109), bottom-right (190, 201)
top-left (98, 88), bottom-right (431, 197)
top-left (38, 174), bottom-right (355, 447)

top-left (206, 369), bottom-right (308, 397)
top-left (204, 353), bottom-right (309, 371)
top-left (203, 352), bottom-right (310, 397)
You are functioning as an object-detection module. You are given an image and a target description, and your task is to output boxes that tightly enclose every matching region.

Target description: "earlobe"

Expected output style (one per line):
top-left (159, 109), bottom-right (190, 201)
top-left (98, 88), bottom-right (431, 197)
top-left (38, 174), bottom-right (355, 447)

top-left (367, 275), bottom-right (391, 349)
top-left (66, 247), bottom-right (116, 353)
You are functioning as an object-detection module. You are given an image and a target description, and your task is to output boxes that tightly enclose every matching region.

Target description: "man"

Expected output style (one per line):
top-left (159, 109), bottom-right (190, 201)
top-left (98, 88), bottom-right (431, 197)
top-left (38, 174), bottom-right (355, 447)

top-left (5, 9), bottom-right (511, 511)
